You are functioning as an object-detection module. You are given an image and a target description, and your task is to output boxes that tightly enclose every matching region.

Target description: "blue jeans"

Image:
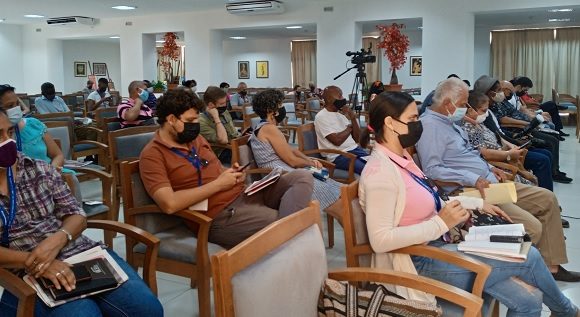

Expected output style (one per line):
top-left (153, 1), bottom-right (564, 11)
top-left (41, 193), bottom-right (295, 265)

top-left (0, 249), bottom-right (163, 317)
top-left (412, 241), bottom-right (576, 317)
top-left (332, 146), bottom-right (368, 175)
top-left (525, 148), bottom-right (553, 191)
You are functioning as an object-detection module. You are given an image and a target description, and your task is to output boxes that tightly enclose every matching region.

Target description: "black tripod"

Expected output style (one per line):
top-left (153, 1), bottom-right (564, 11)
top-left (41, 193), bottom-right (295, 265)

top-left (334, 62), bottom-right (368, 112)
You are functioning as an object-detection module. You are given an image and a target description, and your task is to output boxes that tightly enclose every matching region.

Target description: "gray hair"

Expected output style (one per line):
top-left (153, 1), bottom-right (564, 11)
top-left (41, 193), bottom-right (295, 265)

top-left (128, 80), bottom-right (144, 94)
top-left (432, 77), bottom-right (468, 107)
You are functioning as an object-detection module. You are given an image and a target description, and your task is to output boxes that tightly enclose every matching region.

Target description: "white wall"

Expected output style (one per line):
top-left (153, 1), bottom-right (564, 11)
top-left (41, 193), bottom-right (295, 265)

top-left (0, 24), bottom-right (23, 90)
top-left (61, 39), bottom-right (121, 94)
top-left (381, 30), bottom-right (423, 90)
top-left (474, 27), bottom-right (492, 79)
top-left (222, 38), bottom-right (292, 88)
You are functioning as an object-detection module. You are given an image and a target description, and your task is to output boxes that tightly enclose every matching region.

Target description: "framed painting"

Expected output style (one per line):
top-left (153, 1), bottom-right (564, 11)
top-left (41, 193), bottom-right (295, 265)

top-left (238, 61), bottom-right (250, 79)
top-left (256, 61), bottom-right (269, 78)
top-left (93, 63), bottom-right (107, 76)
top-left (74, 62), bottom-right (87, 77)
top-left (410, 56), bottom-right (422, 76)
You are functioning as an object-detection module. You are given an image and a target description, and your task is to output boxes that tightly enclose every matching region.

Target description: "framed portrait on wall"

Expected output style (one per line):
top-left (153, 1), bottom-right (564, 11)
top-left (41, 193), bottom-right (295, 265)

top-left (93, 63), bottom-right (107, 76)
top-left (410, 56), bottom-right (422, 76)
top-left (256, 61), bottom-right (269, 78)
top-left (238, 61), bottom-right (250, 79)
top-left (74, 62), bottom-right (87, 77)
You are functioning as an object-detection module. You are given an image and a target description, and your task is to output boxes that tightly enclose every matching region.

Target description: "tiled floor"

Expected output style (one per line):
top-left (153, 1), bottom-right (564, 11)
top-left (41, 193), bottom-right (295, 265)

top-left (2, 127), bottom-right (579, 316)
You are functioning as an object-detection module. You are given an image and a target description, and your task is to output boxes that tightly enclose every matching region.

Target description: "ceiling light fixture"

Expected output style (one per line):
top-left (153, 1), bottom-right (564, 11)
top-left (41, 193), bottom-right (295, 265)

top-left (548, 18), bottom-right (571, 22)
top-left (155, 40), bottom-right (165, 43)
top-left (112, 5), bottom-right (137, 10)
top-left (418, 26), bottom-right (423, 30)
top-left (24, 14), bottom-right (45, 18)
top-left (110, 36), bottom-right (120, 39)
top-left (230, 36), bottom-right (246, 40)
top-left (0, 19), bottom-right (5, 23)
top-left (548, 8), bottom-right (573, 12)
top-left (286, 26), bottom-right (302, 29)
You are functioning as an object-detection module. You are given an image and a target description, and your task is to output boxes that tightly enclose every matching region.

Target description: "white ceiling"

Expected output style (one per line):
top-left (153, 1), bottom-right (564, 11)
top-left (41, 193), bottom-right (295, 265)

top-left (221, 24), bottom-right (317, 40)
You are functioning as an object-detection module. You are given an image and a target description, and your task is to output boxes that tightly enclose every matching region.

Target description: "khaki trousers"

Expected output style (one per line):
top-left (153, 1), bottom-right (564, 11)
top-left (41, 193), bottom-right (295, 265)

top-left (208, 170), bottom-right (314, 249)
top-left (498, 182), bottom-right (567, 266)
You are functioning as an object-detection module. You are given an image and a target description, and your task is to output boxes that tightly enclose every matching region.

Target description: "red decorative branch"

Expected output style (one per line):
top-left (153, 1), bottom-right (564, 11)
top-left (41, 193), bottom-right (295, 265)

top-left (159, 32), bottom-right (181, 82)
top-left (377, 23), bottom-right (410, 71)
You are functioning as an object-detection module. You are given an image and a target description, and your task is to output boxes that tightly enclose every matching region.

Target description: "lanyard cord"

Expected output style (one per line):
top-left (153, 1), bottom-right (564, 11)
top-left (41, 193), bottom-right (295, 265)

top-left (14, 124), bottom-right (22, 152)
top-left (170, 147), bottom-right (202, 187)
top-left (0, 167), bottom-right (17, 247)
top-left (389, 158), bottom-right (442, 212)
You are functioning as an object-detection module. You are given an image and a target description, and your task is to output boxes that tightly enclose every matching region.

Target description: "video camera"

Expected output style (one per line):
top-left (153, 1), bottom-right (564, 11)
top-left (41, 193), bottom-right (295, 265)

top-left (346, 47), bottom-right (376, 65)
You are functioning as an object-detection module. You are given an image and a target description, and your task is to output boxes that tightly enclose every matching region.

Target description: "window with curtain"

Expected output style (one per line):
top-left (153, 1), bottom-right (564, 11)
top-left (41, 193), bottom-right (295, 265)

top-left (491, 29), bottom-right (555, 98)
top-left (362, 37), bottom-right (382, 83)
top-left (291, 40), bottom-right (316, 87)
top-left (555, 28), bottom-right (580, 97)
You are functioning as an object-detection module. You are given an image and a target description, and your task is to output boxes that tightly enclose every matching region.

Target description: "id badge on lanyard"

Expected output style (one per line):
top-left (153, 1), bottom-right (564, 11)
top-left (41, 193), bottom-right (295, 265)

top-left (0, 167), bottom-right (17, 248)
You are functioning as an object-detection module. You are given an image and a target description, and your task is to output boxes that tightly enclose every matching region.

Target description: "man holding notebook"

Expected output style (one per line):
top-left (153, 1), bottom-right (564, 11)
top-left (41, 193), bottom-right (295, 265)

top-left (416, 78), bottom-right (579, 282)
top-left (139, 88), bottom-right (314, 249)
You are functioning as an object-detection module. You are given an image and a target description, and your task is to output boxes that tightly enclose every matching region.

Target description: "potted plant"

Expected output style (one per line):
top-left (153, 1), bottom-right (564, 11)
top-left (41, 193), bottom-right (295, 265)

top-left (377, 23), bottom-right (410, 91)
top-left (158, 32), bottom-right (181, 89)
top-left (151, 80), bottom-right (166, 93)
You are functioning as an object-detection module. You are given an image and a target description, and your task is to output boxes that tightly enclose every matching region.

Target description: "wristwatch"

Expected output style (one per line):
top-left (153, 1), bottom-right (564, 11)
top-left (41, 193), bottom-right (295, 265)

top-left (59, 229), bottom-right (73, 242)
top-left (506, 151), bottom-right (511, 162)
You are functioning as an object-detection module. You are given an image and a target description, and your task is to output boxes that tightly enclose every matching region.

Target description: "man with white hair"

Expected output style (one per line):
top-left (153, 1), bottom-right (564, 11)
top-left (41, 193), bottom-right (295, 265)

top-left (416, 77), bottom-right (579, 281)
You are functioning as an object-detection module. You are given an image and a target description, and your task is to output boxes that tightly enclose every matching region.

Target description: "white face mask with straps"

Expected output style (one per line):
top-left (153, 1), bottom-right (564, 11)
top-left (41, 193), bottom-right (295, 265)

top-left (475, 110), bottom-right (489, 124)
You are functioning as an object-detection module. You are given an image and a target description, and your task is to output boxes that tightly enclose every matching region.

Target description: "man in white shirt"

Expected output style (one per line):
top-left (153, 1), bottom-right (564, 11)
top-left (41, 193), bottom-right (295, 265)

top-left (314, 86), bottom-right (368, 174)
top-left (86, 78), bottom-right (112, 112)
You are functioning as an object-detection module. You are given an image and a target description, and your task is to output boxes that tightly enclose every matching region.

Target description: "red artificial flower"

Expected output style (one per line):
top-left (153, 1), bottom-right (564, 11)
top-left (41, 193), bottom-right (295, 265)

top-left (377, 23), bottom-right (410, 71)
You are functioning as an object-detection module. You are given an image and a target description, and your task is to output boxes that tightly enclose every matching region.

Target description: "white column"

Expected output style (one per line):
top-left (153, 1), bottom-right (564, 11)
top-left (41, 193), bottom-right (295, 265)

top-left (209, 30), bottom-right (224, 88)
top-left (142, 34), bottom-right (157, 82)
top-left (119, 34), bottom-right (144, 95)
top-left (184, 29), bottom-right (212, 89)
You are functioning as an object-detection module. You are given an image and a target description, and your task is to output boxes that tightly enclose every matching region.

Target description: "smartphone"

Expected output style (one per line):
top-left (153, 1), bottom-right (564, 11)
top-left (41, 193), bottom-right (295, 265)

top-left (237, 160), bottom-right (253, 172)
top-left (518, 140), bottom-right (532, 149)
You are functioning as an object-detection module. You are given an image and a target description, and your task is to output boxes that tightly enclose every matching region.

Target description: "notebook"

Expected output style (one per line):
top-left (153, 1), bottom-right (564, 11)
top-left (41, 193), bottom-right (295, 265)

top-left (460, 182), bottom-right (518, 205)
top-left (458, 224), bottom-right (531, 262)
top-left (244, 168), bottom-right (282, 196)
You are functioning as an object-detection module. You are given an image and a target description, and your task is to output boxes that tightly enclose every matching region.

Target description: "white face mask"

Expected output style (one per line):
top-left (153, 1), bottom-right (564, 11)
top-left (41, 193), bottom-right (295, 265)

top-left (190, 86), bottom-right (198, 93)
top-left (492, 91), bottom-right (505, 103)
top-left (475, 110), bottom-right (489, 124)
top-left (447, 101), bottom-right (468, 122)
top-left (7, 106), bottom-right (23, 125)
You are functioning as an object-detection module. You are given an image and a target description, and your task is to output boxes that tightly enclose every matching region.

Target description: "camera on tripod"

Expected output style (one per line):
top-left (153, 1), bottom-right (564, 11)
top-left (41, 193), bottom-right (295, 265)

top-left (346, 48), bottom-right (376, 65)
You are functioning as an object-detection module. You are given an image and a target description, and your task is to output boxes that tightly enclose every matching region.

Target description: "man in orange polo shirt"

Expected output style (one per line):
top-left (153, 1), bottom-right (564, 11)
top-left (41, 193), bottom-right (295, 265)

top-left (139, 88), bottom-right (314, 249)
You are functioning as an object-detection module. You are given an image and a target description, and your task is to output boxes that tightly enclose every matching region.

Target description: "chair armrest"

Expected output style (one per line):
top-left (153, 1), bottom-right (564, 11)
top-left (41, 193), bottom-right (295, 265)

top-left (303, 149), bottom-right (357, 182)
top-left (73, 140), bottom-right (109, 151)
top-left (72, 166), bottom-right (113, 180)
top-left (393, 245), bottom-right (491, 297)
top-left (76, 126), bottom-right (104, 135)
top-left (0, 268), bottom-right (36, 317)
top-left (328, 267), bottom-right (483, 316)
top-left (488, 161), bottom-right (518, 180)
top-left (312, 158), bottom-right (336, 176)
top-left (209, 142), bottom-right (232, 150)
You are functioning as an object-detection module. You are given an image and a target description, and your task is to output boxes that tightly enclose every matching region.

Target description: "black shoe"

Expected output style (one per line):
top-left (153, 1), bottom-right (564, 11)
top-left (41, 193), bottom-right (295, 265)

top-left (559, 130), bottom-right (571, 137)
top-left (553, 173), bottom-right (573, 183)
top-left (557, 104), bottom-right (569, 110)
top-left (562, 218), bottom-right (570, 228)
top-left (557, 135), bottom-right (566, 141)
top-left (552, 266), bottom-right (580, 282)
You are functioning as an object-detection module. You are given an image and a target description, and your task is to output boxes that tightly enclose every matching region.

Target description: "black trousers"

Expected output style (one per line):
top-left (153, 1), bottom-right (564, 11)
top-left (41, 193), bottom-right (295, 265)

top-left (531, 130), bottom-right (560, 174)
top-left (540, 101), bottom-right (564, 131)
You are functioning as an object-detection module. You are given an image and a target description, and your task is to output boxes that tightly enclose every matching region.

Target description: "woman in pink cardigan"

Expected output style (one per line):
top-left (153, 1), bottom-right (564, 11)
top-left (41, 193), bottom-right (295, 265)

top-left (358, 91), bottom-right (577, 317)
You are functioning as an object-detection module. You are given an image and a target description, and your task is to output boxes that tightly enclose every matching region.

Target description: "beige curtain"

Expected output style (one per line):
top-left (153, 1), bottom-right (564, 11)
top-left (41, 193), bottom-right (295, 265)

top-left (555, 28), bottom-right (580, 96)
top-left (362, 37), bottom-right (382, 83)
top-left (491, 29), bottom-right (555, 98)
top-left (291, 40), bottom-right (317, 87)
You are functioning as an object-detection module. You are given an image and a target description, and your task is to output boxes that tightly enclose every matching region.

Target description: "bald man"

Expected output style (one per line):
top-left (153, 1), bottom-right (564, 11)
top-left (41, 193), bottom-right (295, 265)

top-left (314, 86), bottom-right (368, 174)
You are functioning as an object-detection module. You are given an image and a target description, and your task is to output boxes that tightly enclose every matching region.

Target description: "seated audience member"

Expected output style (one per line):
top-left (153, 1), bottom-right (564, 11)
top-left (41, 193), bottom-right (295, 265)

top-left (419, 74), bottom-right (466, 115)
top-left (0, 84), bottom-right (65, 170)
top-left (307, 82), bottom-right (323, 99)
top-left (230, 82), bottom-right (250, 120)
top-left (34, 82), bottom-right (69, 114)
top-left (219, 82), bottom-right (231, 109)
top-left (475, 76), bottom-right (571, 184)
top-left (359, 91), bottom-right (579, 317)
top-left (416, 78), bottom-right (579, 281)
top-left (117, 81), bottom-right (155, 128)
top-left (82, 80), bottom-right (94, 97)
top-left (199, 86), bottom-right (239, 164)
top-left (142, 80), bottom-right (158, 110)
top-left (461, 91), bottom-right (553, 190)
top-left (0, 109), bottom-right (163, 317)
top-left (86, 78), bottom-right (112, 112)
top-left (293, 85), bottom-right (304, 103)
top-left (368, 81), bottom-right (385, 101)
top-left (181, 79), bottom-right (197, 93)
top-left (250, 89), bottom-right (342, 214)
top-left (511, 76), bottom-right (568, 137)
top-left (315, 86), bottom-right (368, 174)
top-left (139, 89), bottom-right (313, 249)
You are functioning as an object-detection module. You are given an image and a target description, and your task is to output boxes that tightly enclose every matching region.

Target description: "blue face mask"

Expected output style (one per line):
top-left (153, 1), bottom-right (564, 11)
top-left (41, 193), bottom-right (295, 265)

top-left (447, 101), bottom-right (468, 122)
top-left (138, 88), bottom-right (149, 102)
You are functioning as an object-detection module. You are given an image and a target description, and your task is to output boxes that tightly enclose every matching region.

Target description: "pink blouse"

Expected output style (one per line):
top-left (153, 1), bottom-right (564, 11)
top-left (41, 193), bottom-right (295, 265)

top-left (374, 144), bottom-right (437, 226)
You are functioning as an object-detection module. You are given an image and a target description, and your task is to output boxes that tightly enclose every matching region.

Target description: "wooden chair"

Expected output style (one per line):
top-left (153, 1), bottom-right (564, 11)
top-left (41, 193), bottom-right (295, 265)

top-left (241, 104), bottom-right (259, 131)
top-left (230, 135), bottom-right (276, 184)
top-left (94, 107), bottom-right (121, 143)
top-left (304, 97), bottom-right (322, 121)
top-left (341, 181), bottom-right (498, 317)
top-left (552, 88), bottom-right (578, 126)
top-left (108, 126), bottom-right (158, 224)
top-left (120, 160), bottom-right (220, 317)
top-left (212, 201), bottom-right (483, 317)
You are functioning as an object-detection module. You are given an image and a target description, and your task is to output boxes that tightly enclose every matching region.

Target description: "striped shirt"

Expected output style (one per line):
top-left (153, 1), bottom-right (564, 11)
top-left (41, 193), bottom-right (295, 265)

top-left (0, 155), bottom-right (99, 263)
top-left (117, 98), bottom-right (154, 128)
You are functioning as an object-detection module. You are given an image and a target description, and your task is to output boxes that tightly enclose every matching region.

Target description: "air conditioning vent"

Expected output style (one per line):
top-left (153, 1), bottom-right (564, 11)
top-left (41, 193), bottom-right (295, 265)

top-left (46, 16), bottom-right (97, 26)
top-left (226, 1), bottom-right (285, 15)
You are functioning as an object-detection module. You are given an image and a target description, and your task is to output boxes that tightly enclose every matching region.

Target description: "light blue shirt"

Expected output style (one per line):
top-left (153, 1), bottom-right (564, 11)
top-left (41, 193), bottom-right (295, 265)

top-left (230, 93), bottom-right (250, 107)
top-left (415, 109), bottom-right (497, 192)
top-left (34, 95), bottom-right (69, 114)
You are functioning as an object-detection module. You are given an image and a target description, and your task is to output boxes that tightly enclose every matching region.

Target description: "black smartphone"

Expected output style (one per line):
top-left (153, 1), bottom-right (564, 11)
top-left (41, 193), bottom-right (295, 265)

top-left (237, 161), bottom-right (253, 172)
top-left (518, 140), bottom-right (532, 149)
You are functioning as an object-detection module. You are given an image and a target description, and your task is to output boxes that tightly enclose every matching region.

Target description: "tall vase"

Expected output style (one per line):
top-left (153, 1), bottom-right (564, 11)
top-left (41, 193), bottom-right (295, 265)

top-left (385, 69), bottom-right (403, 92)
top-left (389, 69), bottom-right (398, 85)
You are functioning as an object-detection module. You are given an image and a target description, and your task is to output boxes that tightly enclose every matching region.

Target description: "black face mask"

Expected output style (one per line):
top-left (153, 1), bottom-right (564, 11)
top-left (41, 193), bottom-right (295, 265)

top-left (44, 90), bottom-right (56, 101)
top-left (516, 90), bottom-right (526, 97)
top-left (275, 107), bottom-right (286, 123)
top-left (176, 122), bottom-right (200, 144)
top-left (239, 90), bottom-right (247, 96)
top-left (217, 106), bottom-right (228, 115)
top-left (334, 98), bottom-right (347, 110)
top-left (393, 119), bottom-right (423, 148)
top-left (98, 87), bottom-right (107, 93)
top-left (505, 93), bottom-right (514, 100)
